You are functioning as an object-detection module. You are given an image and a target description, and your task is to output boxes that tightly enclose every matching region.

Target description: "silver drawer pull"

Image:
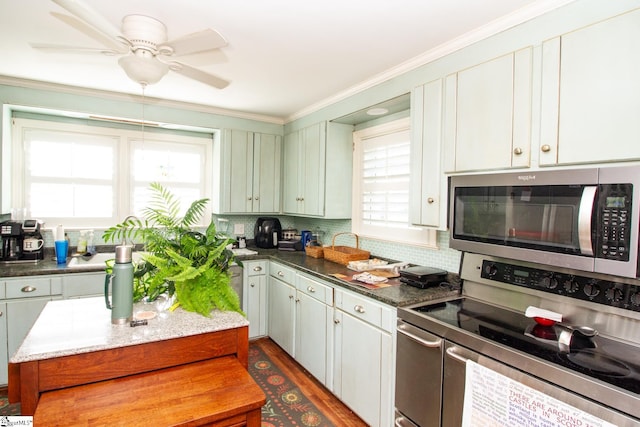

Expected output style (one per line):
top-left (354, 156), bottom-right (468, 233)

top-left (278, 271), bottom-right (285, 277)
top-left (21, 286), bottom-right (37, 293)
top-left (253, 266), bottom-right (262, 272)
top-left (354, 304), bottom-right (365, 314)
top-left (250, 283), bottom-right (255, 288)
top-left (307, 286), bottom-right (315, 293)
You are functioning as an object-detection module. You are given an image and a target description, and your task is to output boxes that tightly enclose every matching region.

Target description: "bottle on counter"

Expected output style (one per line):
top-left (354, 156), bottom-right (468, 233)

top-left (87, 230), bottom-right (95, 254)
top-left (77, 230), bottom-right (87, 254)
top-left (104, 244), bottom-right (134, 325)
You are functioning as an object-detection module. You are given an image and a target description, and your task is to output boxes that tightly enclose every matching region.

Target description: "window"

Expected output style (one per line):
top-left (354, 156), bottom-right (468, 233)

top-left (352, 118), bottom-right (436, 247)
top-left (10, 118), bottom-right (213, 228)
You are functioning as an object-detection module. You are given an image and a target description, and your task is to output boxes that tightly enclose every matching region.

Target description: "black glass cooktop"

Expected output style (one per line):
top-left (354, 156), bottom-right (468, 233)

top-left (413, 298), bottom-right (640, 395)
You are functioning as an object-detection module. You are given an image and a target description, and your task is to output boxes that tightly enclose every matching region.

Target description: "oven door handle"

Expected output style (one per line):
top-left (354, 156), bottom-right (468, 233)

top-left (578, 186), bottom-right (597, 256)
top-left (445, 346), bottom-right (473, 364)
top-left (397, 322), bottom-right (442, 348)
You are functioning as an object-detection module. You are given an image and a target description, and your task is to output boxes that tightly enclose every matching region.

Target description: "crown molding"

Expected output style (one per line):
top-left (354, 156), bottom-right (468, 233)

top-left (0, 75), bottom-right (285, 125)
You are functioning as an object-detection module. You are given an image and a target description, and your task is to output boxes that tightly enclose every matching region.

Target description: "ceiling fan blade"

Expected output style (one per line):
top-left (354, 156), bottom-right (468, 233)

top-left (30, 43), bottom-right (121, 55)
top-left (51, 12), bottom-right (127, 52)
top-left (164, 29), bottom-right (228, 57)
top-left (168, 61), bottom-right (230, 89)
top-left (51, 0), bottom-right (125, 42)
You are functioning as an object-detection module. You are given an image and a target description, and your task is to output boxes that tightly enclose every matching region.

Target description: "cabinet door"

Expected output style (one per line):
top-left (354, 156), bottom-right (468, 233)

top-left (253, 133), bottom-right (281, 213)
top-left (267, 277), bottom-right (295, 355)
top-left (334, 310), bottom-right (391, 427)
top-left (410, 80), bottom-right (447, 229)
top-left (444, 48), bottom-right (531, 172)
top-left (246, 274), bottom-right (266, 338)
top-left (540, 9), bottom-right (640, 165)
top-left (299, 122), bottom-right (326, 216)
top-left (6, 296), bottom-right (53, 360)
top-left (0, 302), bottom-right (7, 385)
top-left (222, 129), bottom-right (254, 213)
top-left (282, 130), bottom-right (301, 214)
top-left (295, 291), bottom-right (329, 384)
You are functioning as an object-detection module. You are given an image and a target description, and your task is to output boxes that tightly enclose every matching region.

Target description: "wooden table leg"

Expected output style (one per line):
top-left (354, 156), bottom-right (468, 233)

top-left (19, 361), bottom-right (39, 415)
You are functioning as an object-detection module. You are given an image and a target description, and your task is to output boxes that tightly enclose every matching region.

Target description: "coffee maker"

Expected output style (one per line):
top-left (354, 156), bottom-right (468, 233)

top-left (1, 219), bottom-right (44, 262)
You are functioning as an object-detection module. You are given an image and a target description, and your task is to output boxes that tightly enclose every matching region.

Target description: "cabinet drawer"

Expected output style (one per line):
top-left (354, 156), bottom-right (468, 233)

top-left (6, 277), bottom-right (53, 298)
top-left (245, 260), bottom-right (267, 276)
top-left (269, 262), bottom-right (295, 284)
top-left (296, 274), bottom-right (333, 305)
top-left (62, 273), bottom-right (105, 298)
top-left (335, 289), bottom-right (395, 332)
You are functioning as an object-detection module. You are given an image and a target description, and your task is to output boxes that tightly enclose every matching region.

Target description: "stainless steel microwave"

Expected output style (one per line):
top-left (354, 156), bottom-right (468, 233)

top-left (449, 166), bottom-right (640, 278)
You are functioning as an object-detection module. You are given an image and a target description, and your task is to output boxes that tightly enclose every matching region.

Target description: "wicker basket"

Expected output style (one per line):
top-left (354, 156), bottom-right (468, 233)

top-left (304, 245), bottom-right (324, 258)
top-left (323, 232), bottom-right (370, 265)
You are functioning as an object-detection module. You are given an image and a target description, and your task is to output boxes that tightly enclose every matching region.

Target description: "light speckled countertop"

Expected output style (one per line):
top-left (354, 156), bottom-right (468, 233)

top-left (10, 296), bottom-right (248, 363)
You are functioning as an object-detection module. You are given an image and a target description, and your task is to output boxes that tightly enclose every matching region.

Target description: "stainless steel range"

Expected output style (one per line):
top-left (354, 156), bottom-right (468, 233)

top-left (395, 252), bottom-right (640, 427)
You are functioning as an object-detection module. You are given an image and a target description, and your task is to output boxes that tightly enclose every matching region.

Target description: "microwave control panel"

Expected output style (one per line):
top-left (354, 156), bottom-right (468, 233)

top-left (480, 260), bottom-right (640, 313)
top-left (596, 183), bottom-right (633, 261)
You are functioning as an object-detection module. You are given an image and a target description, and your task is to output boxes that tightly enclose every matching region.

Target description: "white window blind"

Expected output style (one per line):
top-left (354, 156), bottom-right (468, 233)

top-left (10, 118), bottom-right (212, 228)
top-left (352, 118), bottom-right (436, 247)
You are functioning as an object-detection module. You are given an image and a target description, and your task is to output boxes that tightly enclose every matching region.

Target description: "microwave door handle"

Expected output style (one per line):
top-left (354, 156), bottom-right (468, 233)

top-left (578, 186), bottom-right (597, 256)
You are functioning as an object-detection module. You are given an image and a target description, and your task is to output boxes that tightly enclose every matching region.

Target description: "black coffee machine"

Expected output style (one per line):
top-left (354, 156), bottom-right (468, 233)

top-left (254, 217), bottom-right (282, 249)
top-left (1, 219), bottom-right (45, 262)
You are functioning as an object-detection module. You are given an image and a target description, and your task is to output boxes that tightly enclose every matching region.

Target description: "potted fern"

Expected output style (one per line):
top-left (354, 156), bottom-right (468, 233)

top-left (103, 182), bottom-right (243, 317)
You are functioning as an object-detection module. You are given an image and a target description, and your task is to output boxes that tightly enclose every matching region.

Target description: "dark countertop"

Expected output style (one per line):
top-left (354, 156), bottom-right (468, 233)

top-left (0, 247), bottom-right (461, 308)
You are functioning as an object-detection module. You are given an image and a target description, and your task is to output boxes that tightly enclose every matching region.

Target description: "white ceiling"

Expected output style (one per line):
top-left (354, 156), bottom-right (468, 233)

top-left (0, 0), bottom-right (571, 122)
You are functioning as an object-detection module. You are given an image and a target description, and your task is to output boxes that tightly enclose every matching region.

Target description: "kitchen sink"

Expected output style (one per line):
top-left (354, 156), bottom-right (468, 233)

top-left (67, 252), bottom-right (146, 268)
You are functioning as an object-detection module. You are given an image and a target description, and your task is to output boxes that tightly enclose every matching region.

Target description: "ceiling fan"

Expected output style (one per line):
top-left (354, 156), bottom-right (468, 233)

top-left (32, 0), bottom-right (230, 89)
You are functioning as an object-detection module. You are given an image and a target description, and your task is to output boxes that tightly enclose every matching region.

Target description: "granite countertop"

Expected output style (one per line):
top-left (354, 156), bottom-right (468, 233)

top-left (0, 246), bottom-right (461, 308)
top-left (10, 296), bottom-right (248, 363)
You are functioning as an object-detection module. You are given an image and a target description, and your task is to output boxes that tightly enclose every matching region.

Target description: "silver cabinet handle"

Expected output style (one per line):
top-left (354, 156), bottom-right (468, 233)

top-left (278, 271), bottom-right (285, 277)
top-left (247, 196), bottom-right (252, 200)
top-left (254, 196), bottom-right (259, 201)
top-left (427, 197), bottom-right (434, 204)
top-left (541, 144), bottom-right (551, 152)
top-left (513, 147), bottom-right (523, 155)
top-left (354, 304), bottom-right (365, 313)
top-left (289, 295), bottom-right (294, 299)
top-left (253, 266), bottom-right (262, 272)
top-left (0, 311), bottom-right (3, 317)
top-left (307, 286), bottom-right (315, 293)
top-left (295, 298), bottom-right (300, 303)
top-left (250, 283), bottom-right (255, 288)
top-left (334, 318), bottom-right (340, 324)
top-left (21, 286), bottom-right (36, 293)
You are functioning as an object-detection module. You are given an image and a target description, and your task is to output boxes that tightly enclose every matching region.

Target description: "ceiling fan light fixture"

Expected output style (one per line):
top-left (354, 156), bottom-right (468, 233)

top-left (118, 54), bottom-right (169, 86)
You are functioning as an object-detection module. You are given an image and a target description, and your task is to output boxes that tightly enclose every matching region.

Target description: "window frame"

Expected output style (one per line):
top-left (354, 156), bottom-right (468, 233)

top-left (9, 117), bottom-right (213, 229)
top-left (351, 117), bottom-right (437, 248)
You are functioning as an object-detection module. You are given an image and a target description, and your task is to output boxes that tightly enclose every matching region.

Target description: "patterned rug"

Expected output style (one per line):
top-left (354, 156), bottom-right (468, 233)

top-left (0, 393), bottom-right (20, 416)
top-left (0, 345), bottom-right (335, 426)
top-left (248, 345), bottom-right (336, 427)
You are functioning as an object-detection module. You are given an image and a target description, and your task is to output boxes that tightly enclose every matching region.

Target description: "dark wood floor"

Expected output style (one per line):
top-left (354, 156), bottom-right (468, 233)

top-left (251, 337), bottom-right (368, 427)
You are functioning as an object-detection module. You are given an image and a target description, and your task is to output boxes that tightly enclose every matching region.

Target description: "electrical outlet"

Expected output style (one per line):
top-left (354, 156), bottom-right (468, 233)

top-left (233, 223), bottom-right (245, 235)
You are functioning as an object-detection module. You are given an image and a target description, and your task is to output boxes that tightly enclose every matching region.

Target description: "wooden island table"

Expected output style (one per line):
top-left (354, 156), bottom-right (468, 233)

top-left (8, 297), bottom-right (266, 426)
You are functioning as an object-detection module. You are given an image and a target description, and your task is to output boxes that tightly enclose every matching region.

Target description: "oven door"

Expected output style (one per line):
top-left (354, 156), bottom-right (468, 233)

top-left (444, 342), bottom-right (640, 427)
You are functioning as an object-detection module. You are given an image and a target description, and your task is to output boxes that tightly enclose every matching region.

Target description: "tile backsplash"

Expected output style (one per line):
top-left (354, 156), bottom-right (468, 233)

top-left (214, 215), bottom-right (462, 273)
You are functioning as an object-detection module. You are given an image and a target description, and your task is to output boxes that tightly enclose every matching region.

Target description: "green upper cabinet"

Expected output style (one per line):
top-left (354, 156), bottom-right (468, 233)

top-left (539, 8), bottom-right (640, 166)
top-left (409, 79), bottom-right (447, 230)
top-left (443, 47), bottom-right (533, 173)
top-left (213, 129), bottom-right (281, 214)
top-left (283, 121), bottom-right (353, 218)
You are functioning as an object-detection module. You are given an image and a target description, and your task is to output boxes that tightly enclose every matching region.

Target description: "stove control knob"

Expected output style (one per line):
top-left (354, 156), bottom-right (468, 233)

top-left (540, 274), bottom-right (558, 289)
top-left (605, 287), bottom-right (624, 303)
top-left (563, 278), bottom-right (579, 293)
top-left (583, 281), bottom-right (601, 298)
top-left (630, 292), bottom-right (640, 306)
top-left (484, 263), bottom-right (498, 278)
